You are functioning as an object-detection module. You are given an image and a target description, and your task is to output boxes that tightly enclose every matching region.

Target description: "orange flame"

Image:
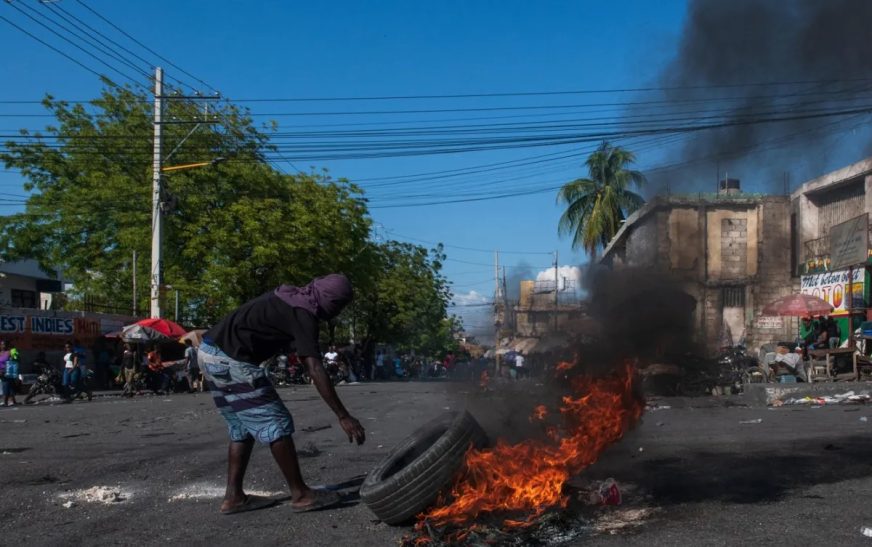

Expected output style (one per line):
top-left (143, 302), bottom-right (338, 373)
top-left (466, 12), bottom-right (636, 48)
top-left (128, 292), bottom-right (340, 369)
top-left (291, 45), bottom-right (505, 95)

top-left (529, 404), bottom-right (548, 422)
top-left (417, 362), bottom-right (642, 533)
top-left (555, 361), bottom-right (575, 373)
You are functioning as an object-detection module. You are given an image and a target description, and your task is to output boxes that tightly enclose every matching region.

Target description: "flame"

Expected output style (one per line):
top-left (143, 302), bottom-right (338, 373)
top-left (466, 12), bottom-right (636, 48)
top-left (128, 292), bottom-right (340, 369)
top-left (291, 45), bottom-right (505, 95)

top-left (555, 361), bottom-right (575, 373)
top-left (529, 404), bottom-right (548, 422)
top-left (417, 362), bottom-right (643, 535)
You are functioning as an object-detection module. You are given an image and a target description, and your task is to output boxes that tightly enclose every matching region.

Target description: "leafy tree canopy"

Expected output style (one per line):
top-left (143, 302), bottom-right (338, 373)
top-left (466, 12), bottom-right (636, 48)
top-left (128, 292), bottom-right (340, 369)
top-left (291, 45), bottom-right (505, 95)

top-left (0, 84), bottom-right (459, 355)
top-left (557, 141), bottom-right (646, 258)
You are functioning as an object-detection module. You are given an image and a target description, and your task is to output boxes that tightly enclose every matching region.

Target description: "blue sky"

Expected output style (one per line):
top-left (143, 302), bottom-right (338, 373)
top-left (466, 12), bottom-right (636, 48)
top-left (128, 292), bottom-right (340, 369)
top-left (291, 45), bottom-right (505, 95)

top-left (5, 1), bottom-right (867, 337)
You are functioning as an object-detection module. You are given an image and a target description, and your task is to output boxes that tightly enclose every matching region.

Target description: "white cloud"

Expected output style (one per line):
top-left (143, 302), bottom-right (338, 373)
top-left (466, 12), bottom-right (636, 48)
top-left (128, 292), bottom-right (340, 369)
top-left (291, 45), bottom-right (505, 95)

top-left (535, 265), bottom-right (582, 291)
top-left (450, 290), bottom-right (493, 343)
top-left (451, 289), bottom-right (490, 306)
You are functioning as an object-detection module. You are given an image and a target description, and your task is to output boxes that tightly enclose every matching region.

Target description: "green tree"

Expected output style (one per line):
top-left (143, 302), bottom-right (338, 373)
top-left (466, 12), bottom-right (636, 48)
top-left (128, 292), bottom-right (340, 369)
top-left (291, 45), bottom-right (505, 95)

top-left (557, 141), bottom-right (646, 258)
top-left (0, 84), bottom-right (371, 323)
top-left (339, 241), bottom-right (457, 357)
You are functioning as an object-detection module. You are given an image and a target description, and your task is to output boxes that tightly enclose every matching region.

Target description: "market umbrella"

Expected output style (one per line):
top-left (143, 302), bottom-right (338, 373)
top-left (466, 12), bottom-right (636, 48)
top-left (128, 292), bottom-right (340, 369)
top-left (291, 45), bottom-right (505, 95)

top-left (122, 318), bottom-right (187, 343)
top-left (761, 293), bottom-right (834, 317)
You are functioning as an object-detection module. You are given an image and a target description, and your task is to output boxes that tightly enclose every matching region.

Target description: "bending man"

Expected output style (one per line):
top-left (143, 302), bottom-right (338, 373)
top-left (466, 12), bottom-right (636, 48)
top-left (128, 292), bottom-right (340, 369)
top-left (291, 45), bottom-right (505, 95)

top-left (200, 273), bottom-right (366, 514)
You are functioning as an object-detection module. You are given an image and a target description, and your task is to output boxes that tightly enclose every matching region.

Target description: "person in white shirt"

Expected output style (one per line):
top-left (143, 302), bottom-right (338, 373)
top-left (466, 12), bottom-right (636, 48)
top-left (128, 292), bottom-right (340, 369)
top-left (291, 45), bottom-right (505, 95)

top-left (771, 344), bottom-right (806, 381)
top-left (62, 341), bottom-right (78, 398)
top-left (324, 346), bottom-right (339, 364)
top-left (514, 352), bottom-right (527, 379)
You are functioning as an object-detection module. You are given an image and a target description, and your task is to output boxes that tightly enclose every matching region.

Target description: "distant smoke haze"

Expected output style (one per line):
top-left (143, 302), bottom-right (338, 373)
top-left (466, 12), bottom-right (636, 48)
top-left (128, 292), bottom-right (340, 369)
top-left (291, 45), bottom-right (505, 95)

top-left (640, 0), bottom-right (872, 194)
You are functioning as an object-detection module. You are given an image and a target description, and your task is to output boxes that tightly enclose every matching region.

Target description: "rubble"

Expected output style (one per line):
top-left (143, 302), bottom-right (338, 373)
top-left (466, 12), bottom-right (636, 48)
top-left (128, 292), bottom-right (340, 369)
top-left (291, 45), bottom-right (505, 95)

top-left (59, 486), bottom-right (129, 505)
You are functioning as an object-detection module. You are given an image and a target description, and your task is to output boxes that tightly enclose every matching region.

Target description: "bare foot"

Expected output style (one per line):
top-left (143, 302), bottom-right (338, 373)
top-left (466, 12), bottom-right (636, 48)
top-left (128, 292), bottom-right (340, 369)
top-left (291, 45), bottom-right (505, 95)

top-left (290, 488), bottom-right (315, 509)
top-left (220, 494), bottom-right (247, 513)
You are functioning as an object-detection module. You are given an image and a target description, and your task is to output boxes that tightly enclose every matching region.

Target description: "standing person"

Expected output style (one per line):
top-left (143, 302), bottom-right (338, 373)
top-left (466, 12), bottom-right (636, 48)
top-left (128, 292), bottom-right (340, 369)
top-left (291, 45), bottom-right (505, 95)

top-left (373, 349), bottom-right (385, 380)
top-left (199, 273), bottom-right (365, 515)
top-left (183, 339), bottom-right (199, 393)
top-left (515, 351), bottom-right (527, 379)
top-left (117, 342), bottom-right (138, 396)
top-left (0, 340), bottom-right (18, 406)
top-left (61, 341), bottom-right (78, 399)
top-left (147, 346), bottom-right (170, 394)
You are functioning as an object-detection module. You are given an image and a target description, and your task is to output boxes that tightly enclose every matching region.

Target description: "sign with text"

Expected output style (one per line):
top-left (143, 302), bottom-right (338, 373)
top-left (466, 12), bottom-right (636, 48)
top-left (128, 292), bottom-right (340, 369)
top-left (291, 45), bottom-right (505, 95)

top-left (800, 268), bottom-right (865, 314)
top-left (0, 314), bottom-right (104, 350)
top-left (830, 213), bottom-right (868, 270)
top-left (756, 316), bottom-right (784, 330)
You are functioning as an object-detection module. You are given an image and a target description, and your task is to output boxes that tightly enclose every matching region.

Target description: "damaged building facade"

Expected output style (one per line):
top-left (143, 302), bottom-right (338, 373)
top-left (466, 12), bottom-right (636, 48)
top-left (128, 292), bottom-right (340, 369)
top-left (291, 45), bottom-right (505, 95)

top-left (599, 180), bottom-right (796, 354)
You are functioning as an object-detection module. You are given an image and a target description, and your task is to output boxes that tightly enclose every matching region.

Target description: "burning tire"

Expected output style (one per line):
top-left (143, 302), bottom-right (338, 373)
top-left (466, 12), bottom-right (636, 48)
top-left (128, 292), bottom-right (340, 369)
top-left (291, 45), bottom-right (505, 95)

top-left (360, 410), bottom-right (487, 525)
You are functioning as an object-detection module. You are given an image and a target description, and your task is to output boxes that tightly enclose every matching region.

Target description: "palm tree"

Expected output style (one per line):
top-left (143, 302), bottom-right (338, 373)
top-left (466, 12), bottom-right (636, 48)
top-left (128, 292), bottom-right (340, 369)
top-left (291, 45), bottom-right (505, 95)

top-left (557, 141), bottom-right (646, 259)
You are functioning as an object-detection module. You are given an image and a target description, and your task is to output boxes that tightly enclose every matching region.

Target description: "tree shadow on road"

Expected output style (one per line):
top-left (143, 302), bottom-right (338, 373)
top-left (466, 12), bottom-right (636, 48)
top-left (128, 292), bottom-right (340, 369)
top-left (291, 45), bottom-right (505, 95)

top-left (598, 434), bottom-right (872, 505)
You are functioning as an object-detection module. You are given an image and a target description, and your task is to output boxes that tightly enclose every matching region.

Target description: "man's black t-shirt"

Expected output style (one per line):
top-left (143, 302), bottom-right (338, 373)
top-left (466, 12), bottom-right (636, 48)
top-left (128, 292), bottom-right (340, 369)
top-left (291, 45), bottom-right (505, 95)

top-left (205, 292), bottom-right (320, 364)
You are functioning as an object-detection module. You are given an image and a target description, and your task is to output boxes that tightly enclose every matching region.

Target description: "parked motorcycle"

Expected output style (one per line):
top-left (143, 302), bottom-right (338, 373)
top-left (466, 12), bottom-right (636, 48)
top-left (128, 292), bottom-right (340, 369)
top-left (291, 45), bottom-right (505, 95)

top-left (716, 345), bottom-right (760, 393)
top-left (68, 368), bottom-right (94, 401)
top-left (23, 365), bottom-right (64, 404)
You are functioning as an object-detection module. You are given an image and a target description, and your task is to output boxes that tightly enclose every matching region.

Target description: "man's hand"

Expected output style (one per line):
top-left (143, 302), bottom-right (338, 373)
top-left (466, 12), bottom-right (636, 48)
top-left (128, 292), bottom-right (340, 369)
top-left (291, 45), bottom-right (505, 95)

top-left (339, 415), bottom-right (366, 445)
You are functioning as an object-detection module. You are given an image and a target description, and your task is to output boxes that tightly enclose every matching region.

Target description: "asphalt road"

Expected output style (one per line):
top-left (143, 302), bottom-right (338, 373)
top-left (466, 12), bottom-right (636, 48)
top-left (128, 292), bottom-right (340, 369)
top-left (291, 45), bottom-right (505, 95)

top-left (1, 382), bottom-right (871, 546)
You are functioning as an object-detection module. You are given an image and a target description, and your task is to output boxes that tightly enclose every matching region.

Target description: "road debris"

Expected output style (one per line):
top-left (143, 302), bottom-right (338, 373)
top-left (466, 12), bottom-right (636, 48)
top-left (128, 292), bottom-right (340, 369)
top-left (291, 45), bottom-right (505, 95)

top-left (599, 478), bottom-right (622, 506)
top-left (739, 418), bottom-right (763, 424)
top-left (60, 486), bottom-right (129, 505)
top-left (771, 391), bottom-right (871, 407)
top-left (862, 526), bottom-right (872, 538)
top-left (169, 482), bottom-right (282, 502)
top-left (594, 507), bottom-right (658, 535)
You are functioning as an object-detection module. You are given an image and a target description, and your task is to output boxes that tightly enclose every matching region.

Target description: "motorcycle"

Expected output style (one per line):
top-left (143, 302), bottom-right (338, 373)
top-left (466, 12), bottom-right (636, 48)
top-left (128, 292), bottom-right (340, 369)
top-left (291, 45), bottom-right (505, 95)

top-left (24, 365), bottom-right (64, 404)
top-left (68, 368), bottom-right (94, 401)
top-left (323, 359), bottom-right (348, 386)
top-left (716, 345), bottom-right (760, 393)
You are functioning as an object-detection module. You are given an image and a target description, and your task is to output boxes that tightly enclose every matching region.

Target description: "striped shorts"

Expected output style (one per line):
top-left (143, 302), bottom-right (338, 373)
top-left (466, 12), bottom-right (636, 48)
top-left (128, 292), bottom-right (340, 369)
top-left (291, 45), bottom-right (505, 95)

top-left (199, 341), bottom-right (294, 444)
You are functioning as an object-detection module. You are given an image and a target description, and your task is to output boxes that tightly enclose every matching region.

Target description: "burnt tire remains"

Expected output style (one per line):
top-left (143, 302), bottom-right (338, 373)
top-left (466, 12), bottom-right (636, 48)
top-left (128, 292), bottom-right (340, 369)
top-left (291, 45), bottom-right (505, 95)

top-left (360, 410), bottom-right (488, 525)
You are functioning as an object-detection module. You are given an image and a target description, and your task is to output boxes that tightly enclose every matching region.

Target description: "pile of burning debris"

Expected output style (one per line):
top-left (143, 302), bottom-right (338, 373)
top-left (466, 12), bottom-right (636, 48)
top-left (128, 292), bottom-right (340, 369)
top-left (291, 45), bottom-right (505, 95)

top-left (399, 361), bottom-right (645, 545)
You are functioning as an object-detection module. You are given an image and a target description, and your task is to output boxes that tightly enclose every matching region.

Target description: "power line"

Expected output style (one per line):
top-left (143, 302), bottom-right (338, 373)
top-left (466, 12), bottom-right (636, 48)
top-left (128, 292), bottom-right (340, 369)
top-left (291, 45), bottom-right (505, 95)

top-left (4, 1), bottom-right (147, 88)
top-left (0, 14), bottom-right (112, 83)
top-left (225, 77), bottom-right (872, 102)
top-left (73, 0), bottom-right (216, 93)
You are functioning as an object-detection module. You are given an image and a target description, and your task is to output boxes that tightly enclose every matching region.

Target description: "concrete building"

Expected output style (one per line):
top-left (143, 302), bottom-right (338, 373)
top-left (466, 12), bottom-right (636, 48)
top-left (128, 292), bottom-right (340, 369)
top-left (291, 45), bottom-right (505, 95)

top-left (792, 157), bottom-right (872, 338)
top-left (599, 181), bottom-right (795, 354)
top-left (0, 259), bottom-right (65, 310)
top-left (514, 279), bottom-right (585, 338)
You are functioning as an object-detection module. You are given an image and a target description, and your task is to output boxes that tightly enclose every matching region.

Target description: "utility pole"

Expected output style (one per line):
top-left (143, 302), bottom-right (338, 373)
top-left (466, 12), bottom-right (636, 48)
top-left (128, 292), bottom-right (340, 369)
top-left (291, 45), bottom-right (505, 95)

top-left (132, 250), bottom-right (137, 316)
top-left (150, 67), bottom-right (163, 319)
top-left (553, 250), bottom-right (559, 331)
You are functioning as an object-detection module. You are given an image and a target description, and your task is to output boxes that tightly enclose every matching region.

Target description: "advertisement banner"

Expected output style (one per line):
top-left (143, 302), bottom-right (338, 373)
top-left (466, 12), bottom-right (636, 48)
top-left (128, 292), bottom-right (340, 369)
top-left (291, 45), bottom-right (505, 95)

top-left (800, 268), bottom-right (865, 314)
top-left (0, 314), bottom-right (103, 351)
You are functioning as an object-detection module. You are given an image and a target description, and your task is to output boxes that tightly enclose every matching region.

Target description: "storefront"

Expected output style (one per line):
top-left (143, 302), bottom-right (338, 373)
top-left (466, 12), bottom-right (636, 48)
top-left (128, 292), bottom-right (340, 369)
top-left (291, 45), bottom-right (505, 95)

top-left (0, 308), bottom-right (138, 370)
top-left (799, 267), bottom-right (869, 343)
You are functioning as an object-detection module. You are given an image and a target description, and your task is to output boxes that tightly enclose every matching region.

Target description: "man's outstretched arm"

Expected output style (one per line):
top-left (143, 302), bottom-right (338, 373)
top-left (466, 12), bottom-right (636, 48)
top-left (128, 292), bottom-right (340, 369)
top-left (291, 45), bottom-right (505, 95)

top-left (304, 356), bottom-right (366, 444)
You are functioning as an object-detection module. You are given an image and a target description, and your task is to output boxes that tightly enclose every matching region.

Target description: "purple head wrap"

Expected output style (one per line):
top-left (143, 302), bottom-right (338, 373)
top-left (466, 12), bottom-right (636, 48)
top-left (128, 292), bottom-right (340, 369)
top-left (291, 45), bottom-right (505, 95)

top-left (274, 273), bottom-right (353, 320)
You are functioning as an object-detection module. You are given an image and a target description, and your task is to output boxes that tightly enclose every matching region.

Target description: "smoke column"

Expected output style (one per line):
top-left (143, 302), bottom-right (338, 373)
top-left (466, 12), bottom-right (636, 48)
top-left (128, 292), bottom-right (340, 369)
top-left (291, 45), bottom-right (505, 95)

top-left (643, 0), bottom-right (872, 193)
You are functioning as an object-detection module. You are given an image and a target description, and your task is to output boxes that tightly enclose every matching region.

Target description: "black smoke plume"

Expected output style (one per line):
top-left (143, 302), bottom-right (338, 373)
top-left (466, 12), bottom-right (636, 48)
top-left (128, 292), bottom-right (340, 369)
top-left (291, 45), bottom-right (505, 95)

top-left (644, 0), bottom-right (872, 194)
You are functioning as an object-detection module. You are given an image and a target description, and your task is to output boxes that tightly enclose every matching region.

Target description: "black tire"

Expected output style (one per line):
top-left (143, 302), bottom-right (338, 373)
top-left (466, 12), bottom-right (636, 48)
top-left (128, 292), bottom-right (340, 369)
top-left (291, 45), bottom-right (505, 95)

top-left (360, 410), bottom-right (488, 525)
